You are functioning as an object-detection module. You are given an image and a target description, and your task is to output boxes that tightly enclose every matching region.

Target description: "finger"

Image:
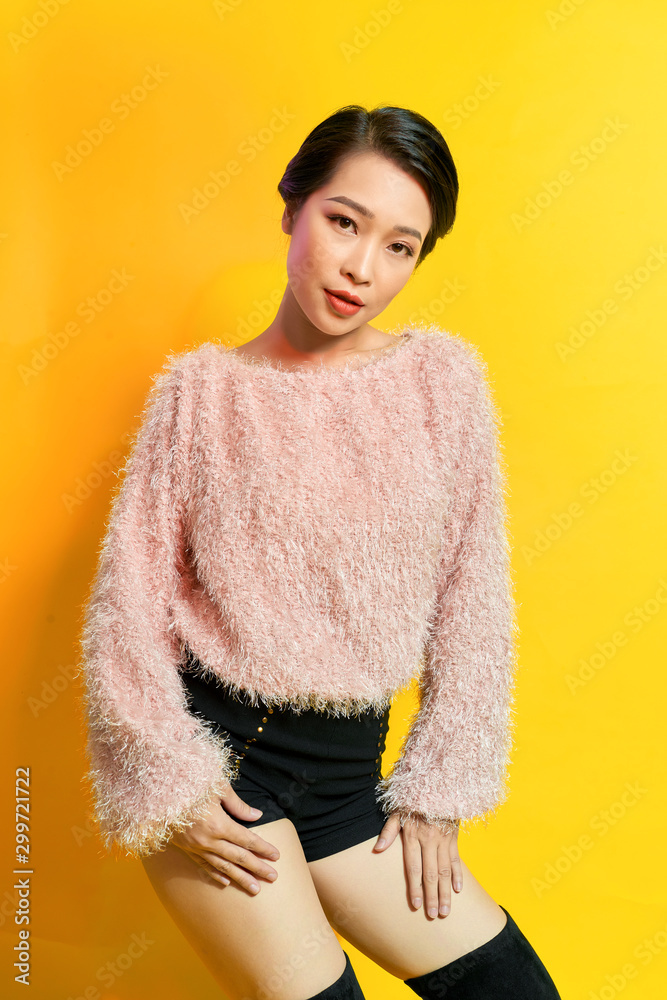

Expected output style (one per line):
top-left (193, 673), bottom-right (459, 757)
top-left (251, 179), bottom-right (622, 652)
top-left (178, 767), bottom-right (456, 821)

top-left (219, 824), bottom-right (281, 863)
top-left (450, 837), bottom-right (464, 892)
top-left (373, 816), bottom-right (401, 852)
top-left (420, 833), bottom-right (442, 919)
top-left (207, 837), bottom-right (280, 892)
top-left (190, 853), bottom-right (231, 887)
top-left (199, 848), bottom-right (267, 896)
top-left (401, 822), bottom-right (425, 910)
top-left (220, 787), bottom-right (265, 823)
top-left (195, 824), bottom-right (280, 886)
top-left (438, 840), bottom-right (454, 917)
top-left (208, 805), bottom-right (281, 862)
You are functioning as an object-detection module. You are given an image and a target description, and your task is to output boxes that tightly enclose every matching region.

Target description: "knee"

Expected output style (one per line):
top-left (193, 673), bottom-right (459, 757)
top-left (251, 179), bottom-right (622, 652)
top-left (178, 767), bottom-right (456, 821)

top-left (402, 907), bottom-right (562, 999)
top-left (302, 951), bottom-right (366, 999)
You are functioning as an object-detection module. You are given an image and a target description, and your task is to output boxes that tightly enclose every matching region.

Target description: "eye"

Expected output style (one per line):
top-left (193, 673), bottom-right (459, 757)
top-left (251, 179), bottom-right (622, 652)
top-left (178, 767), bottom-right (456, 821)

top-left (327, 214), bottom-right (415, 258)
top-left (390, 242), bottom-right (415, 258)
top-left (327, 213), bottom-right (357, 232)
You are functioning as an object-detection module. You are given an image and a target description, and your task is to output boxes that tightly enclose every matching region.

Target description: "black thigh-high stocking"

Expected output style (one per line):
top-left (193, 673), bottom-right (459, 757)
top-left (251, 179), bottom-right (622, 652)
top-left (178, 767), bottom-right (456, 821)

top-left (305, 950), bottom-right (366, 1000)
top-left (403, 906), bottom-right (562, 999)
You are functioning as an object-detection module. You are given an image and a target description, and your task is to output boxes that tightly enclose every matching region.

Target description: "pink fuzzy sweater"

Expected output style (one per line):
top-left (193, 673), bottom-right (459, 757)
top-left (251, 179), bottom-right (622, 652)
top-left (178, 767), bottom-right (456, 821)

top-left (78, 324), bottom-right (518, 859)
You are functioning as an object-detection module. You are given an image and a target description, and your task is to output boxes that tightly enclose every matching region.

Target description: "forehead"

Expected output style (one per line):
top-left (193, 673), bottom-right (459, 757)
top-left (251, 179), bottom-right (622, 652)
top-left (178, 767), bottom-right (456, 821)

top-left (316, 152), bottom-right (432, 225)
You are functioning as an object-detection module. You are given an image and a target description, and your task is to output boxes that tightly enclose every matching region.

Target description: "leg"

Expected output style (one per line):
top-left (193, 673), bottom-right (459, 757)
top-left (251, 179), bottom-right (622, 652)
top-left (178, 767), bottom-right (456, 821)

top-left (308, 835), bottom-right (506, 980)
top-left (141, 817), bottom-right (360, 1000)
top-left (402, 905), bottom-right (562, 999)
top-left (308, 836), bottom-right (560, 996)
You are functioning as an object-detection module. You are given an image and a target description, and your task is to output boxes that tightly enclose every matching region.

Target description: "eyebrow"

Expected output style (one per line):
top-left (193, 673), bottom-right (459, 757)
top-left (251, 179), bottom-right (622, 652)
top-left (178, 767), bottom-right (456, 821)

top-left (323, 195), bottom-right (423, 243)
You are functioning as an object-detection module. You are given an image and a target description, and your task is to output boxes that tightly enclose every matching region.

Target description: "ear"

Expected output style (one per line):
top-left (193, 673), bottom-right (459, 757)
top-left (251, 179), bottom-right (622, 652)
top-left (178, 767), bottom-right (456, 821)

top-left (282, 205), bottom-right (295, 236)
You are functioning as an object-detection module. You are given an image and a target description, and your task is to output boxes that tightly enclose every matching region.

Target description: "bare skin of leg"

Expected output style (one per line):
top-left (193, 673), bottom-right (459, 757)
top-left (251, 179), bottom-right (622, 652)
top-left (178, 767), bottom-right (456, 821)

top-left (307, 833), bottom-right (508, 981)
top-left (140, 817), bottom-right (349, 1000)
top-left (143, 814), bottom-right (507, 993)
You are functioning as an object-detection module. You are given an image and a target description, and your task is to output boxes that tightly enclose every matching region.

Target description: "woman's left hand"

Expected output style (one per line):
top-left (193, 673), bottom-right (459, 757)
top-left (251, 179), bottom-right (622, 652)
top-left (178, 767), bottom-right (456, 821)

top-left (373, 811), bottom-right (463, 918)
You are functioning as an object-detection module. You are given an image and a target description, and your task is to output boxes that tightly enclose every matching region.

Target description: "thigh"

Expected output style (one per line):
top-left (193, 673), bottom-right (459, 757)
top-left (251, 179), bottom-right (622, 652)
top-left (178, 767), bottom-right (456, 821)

top-left (140, 818), bottom-right (347, 1000)
top-left (308, 834), bottom-right (508, 981)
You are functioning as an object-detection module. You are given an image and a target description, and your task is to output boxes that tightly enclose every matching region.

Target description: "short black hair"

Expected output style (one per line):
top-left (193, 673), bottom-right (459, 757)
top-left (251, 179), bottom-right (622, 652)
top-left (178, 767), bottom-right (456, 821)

top-left (277, 104), bottom-right (459, 267)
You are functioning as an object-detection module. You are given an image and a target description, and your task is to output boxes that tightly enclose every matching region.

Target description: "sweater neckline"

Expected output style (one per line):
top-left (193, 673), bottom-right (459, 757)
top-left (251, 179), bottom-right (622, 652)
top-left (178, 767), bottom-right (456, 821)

top-left (220, 326), bottom-right (418, 377)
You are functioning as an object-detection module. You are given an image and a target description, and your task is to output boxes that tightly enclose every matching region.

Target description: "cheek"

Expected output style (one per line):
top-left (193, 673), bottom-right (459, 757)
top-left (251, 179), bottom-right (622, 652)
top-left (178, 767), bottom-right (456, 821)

top-left (288, 230), bottom-right (331, 284)
top-left (390, 259), bottom-right (415, 291)
top-left (287, 243), bottom-right (321, 299)
top-left (372, 268), bottom-right (410, 308)
top-left (376, 261), bottom-right (403, 290)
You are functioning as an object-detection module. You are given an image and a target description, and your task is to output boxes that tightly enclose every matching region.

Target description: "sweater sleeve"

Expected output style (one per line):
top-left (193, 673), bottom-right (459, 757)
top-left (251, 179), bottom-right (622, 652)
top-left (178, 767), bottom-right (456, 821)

top-left (375, 341), bottom-right (518, 837)
top-left (76, 356), bottom-right (237, 859)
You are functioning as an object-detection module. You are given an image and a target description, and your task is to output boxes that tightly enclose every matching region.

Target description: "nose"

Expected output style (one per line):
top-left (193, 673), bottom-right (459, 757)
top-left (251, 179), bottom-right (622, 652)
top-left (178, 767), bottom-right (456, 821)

top-left (342, 239), bottom-right (374, 285)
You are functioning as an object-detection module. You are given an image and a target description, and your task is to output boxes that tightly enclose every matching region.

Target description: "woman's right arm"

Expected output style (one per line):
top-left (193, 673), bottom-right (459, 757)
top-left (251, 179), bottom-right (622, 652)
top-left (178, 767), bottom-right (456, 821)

top-left (76, 354), bottom-right (279, 888)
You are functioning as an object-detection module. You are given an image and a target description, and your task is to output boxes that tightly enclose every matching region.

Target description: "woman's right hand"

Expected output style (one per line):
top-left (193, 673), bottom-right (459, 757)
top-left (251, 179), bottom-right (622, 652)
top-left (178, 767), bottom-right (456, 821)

top-left (169, 785), bottom-right (281, 893)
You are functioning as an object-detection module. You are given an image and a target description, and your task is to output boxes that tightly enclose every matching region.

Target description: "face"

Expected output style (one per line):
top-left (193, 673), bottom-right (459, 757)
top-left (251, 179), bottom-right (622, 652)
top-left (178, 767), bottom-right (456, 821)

top-left (282, 150), bottom-right (432, 338)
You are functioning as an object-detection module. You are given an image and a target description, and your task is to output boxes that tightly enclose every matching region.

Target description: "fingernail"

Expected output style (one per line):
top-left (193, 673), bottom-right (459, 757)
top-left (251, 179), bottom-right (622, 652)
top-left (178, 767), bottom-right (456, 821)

top-left (413, 897), bottom-right (422, 908)
top-left (428, 907), bottom-right (438, 918)
top-left (375, 838), bottom-right (386, 849)
top-left (249, 883), bottom-right (260, 893)
top-left (250, 808), bottom-right (263, 817)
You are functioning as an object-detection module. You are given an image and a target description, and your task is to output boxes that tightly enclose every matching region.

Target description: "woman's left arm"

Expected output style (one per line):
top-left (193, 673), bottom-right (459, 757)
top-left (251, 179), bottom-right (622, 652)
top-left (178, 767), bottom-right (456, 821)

top-left (373, 338), bottom-right (519, 917)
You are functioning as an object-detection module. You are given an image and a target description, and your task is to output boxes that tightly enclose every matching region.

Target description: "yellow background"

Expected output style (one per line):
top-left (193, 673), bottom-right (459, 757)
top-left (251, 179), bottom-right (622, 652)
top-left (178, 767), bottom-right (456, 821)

top-left (2, 0), bottom-right (666, 997)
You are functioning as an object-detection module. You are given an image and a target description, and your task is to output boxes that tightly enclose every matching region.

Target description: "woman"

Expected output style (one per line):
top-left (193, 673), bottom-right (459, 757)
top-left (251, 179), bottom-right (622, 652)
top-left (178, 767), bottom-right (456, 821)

top-left (78, 105), bottom-right (562, 999)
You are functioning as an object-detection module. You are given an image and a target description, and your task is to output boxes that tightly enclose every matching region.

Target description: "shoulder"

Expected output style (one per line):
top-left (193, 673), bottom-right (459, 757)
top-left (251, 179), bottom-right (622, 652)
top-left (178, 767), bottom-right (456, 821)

top-left (154, 342), bottom-right (214, 380)
top-left (410, 325), bottom-right (504, 447)
top-left (144, 342), bottom-right (223, 400)
top-left (410, 324), bottom-right (495, 401)
top-left (132, 345), bottom-right (217, 444)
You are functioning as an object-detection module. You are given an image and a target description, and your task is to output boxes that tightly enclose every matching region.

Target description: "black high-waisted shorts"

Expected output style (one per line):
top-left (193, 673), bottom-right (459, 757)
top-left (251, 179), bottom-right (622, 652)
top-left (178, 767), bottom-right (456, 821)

top-left (180, 667), bottom-right (391, 863)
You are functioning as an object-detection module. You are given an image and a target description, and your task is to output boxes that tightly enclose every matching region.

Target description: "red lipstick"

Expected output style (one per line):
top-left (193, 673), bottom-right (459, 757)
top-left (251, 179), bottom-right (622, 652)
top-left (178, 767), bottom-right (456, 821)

top-left (324, 288), bottom-right (364, 316)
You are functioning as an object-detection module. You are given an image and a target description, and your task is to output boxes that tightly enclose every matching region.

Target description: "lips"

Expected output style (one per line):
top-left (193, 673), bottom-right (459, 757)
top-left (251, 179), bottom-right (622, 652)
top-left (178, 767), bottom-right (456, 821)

top-left (323, 289), bottom-right (365, 317)
top-left (325, 289), bottom-right (364, 306)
